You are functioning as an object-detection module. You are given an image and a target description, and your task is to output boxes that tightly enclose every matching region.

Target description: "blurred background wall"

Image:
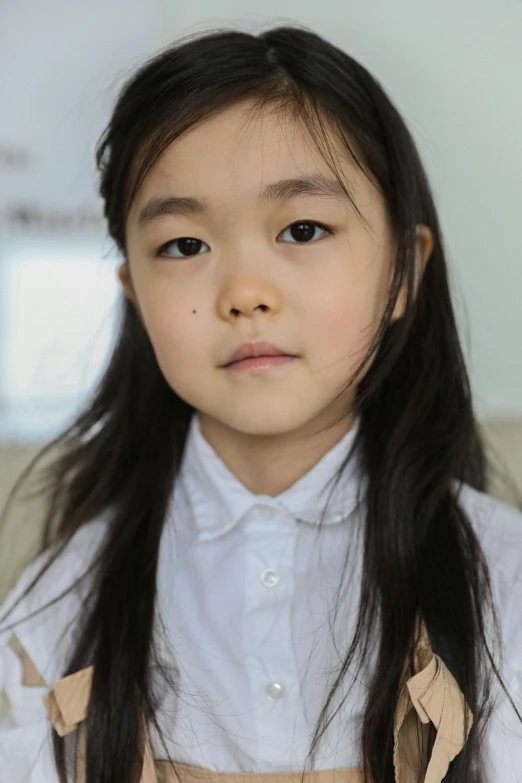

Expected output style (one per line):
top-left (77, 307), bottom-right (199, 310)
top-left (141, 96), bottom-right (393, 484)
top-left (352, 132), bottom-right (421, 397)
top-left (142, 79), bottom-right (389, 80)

top-left (1, 0), bottom-right (521, 599)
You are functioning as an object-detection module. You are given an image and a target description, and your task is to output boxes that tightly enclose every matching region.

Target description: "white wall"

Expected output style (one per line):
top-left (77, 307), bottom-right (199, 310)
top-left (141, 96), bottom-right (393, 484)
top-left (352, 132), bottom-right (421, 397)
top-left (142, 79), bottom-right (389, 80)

top-left (0, 0), bottom-right (165, 441)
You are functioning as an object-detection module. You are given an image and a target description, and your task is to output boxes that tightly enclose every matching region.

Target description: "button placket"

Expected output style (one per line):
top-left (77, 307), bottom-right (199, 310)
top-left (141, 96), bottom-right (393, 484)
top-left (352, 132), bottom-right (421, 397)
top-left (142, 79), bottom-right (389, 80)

top-left (242, 508), bottom-right (301, 754)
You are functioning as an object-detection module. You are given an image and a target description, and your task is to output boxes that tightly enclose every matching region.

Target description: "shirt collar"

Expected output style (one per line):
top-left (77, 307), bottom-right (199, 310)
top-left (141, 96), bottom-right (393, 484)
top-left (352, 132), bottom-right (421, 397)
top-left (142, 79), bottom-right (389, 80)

top-left (180, 412), bottom-right (363, 542)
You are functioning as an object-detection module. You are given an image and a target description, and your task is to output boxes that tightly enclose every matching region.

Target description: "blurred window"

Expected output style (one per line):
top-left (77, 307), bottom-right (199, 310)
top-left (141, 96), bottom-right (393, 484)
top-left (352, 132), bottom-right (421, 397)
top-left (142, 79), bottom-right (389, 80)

top-left (0, 245), bottom-right (120, 443)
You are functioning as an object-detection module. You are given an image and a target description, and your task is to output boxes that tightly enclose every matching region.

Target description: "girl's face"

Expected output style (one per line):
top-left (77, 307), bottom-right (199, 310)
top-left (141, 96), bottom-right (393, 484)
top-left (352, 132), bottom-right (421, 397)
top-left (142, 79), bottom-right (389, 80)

top-left (122, 100), bottom-right (431, 444)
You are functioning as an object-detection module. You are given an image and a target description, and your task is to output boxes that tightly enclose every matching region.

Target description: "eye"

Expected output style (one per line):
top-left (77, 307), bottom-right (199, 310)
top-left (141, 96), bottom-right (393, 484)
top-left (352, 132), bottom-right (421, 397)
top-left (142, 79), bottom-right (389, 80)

top-left (155, 220), bottom-right (335, 259)
top-left (156, 237), bottom-right (210, 259)
top-left (278, 220), bottom-right (335, 244)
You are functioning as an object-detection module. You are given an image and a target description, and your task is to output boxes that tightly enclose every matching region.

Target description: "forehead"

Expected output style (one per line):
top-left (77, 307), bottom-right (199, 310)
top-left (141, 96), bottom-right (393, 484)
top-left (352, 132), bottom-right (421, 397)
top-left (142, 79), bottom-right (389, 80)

top-left (126, 99), bottom-right (377, 226)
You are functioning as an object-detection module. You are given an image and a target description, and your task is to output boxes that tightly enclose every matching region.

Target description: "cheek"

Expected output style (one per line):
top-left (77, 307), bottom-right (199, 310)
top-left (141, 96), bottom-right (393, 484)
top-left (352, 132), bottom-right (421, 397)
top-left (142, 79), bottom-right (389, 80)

top-left (139, 294), bottom-right (205, 376)
top-left (306, 285), bottom-right (378, 361)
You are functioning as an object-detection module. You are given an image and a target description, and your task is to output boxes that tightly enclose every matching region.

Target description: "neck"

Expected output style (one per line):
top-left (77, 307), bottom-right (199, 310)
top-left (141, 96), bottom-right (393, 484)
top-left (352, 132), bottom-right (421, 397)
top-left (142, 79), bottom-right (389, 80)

top-left (198, 409), bottom-right (357, 497)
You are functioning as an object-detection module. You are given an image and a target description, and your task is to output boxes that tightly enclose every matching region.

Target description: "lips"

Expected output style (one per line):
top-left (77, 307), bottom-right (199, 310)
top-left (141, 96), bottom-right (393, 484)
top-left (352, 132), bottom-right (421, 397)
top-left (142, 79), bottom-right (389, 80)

top-left (224, 341), bottom-right (295, 366)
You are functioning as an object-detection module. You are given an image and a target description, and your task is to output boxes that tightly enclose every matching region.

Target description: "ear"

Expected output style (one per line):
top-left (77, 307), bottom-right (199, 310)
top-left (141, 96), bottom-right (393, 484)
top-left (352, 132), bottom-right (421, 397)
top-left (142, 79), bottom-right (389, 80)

top-left (117, 262), bottom-right (135, 303)
top-left (391, 224), bottom-right (434, 322)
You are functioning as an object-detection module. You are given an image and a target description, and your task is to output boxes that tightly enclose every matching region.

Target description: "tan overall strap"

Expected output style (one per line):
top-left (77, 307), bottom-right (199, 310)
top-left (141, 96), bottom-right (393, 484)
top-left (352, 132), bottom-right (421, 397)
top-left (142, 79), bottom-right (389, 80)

top-left (41, 667), bottom-right (156, 783)
top-left (154, 765), bottom-right (364, 783)
top-left (41, 623), bottom-right (473, 783)
top-left (392, 621), bottom-right (473, 783)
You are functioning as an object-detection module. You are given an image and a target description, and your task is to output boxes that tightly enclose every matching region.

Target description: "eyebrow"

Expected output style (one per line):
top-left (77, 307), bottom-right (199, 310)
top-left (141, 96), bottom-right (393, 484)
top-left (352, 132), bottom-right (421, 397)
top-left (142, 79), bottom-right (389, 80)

top-left (136, 174), bottom-right (350, 228)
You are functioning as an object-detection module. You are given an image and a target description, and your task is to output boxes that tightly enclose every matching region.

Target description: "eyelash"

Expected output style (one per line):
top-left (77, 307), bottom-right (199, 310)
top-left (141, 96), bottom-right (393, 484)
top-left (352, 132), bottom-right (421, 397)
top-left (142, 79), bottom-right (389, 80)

top-left (154, 219), bottom-right (336, 258)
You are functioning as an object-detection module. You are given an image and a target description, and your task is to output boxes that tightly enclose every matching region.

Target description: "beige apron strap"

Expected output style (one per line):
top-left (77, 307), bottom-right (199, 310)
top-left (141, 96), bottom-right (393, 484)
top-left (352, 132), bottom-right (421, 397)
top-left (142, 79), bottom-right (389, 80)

top-left (141, 710), bottom-right (159, 783)
top-left (155, 766), bottom-right (365, 783)
top-left (76, 723), bottom-right (87, 783)
top-left (41, 622), bottom-right (472, 783)
top-left (393, 621), bottom-right (473, 783)
top-left (41, 665), bottom-right (94, 736)
top-left (42, 665), bottom-right (158, 783)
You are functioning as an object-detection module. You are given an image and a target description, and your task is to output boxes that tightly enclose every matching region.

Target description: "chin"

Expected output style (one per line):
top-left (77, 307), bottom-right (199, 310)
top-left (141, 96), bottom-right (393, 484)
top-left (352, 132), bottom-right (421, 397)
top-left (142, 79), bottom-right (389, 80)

top-left (207, 406), bottom-right (317, 439)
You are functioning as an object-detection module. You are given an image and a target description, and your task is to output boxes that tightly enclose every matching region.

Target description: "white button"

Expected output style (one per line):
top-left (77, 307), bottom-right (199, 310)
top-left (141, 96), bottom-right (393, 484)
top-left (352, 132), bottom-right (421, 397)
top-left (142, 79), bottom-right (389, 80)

top-left (258, 506), bottom-right (275, 520)
top-left (260, 568), bottom-right (280, 587)
top-left (265, 682), bottom-right (284, 700)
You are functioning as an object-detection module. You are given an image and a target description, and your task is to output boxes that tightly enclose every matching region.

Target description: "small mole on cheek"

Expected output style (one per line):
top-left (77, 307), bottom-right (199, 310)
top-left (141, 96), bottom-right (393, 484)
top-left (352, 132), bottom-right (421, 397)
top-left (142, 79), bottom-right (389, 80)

top-left (192, 309), bottom-right (197, 314)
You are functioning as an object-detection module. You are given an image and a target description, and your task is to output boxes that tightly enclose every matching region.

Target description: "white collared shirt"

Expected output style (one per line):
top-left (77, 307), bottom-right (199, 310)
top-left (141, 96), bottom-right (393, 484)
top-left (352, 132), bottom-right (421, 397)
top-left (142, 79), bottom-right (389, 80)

top-left (1, 412), bottom-right (521, 781)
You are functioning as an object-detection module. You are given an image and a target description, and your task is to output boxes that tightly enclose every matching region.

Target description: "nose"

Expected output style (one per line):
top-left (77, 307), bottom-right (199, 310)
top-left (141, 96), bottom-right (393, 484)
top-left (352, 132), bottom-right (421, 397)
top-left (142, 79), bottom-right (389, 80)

top-left (217, 276), bottom-right (283, 321)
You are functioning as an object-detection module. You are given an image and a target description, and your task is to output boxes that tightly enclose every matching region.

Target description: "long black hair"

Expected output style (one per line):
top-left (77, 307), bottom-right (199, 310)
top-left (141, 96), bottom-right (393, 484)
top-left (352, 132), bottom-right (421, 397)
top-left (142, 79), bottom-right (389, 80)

top-left (1, 21), bottom-right (520, 783)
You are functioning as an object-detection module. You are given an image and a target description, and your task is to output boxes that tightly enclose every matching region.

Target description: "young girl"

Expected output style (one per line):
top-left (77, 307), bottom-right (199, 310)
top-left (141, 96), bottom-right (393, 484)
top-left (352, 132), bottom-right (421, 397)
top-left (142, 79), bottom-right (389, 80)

top-left (0, 22), bottom-right (521, 783)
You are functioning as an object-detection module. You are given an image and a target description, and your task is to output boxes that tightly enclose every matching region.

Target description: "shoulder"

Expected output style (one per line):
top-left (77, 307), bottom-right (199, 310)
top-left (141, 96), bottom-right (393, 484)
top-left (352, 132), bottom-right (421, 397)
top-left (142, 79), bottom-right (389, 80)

top-left (455, 482), bottom-right (522, 667)
top-left (0, 516), bottom-right (109, 685)
top-left (455, 482), bottom-right (522, 586)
